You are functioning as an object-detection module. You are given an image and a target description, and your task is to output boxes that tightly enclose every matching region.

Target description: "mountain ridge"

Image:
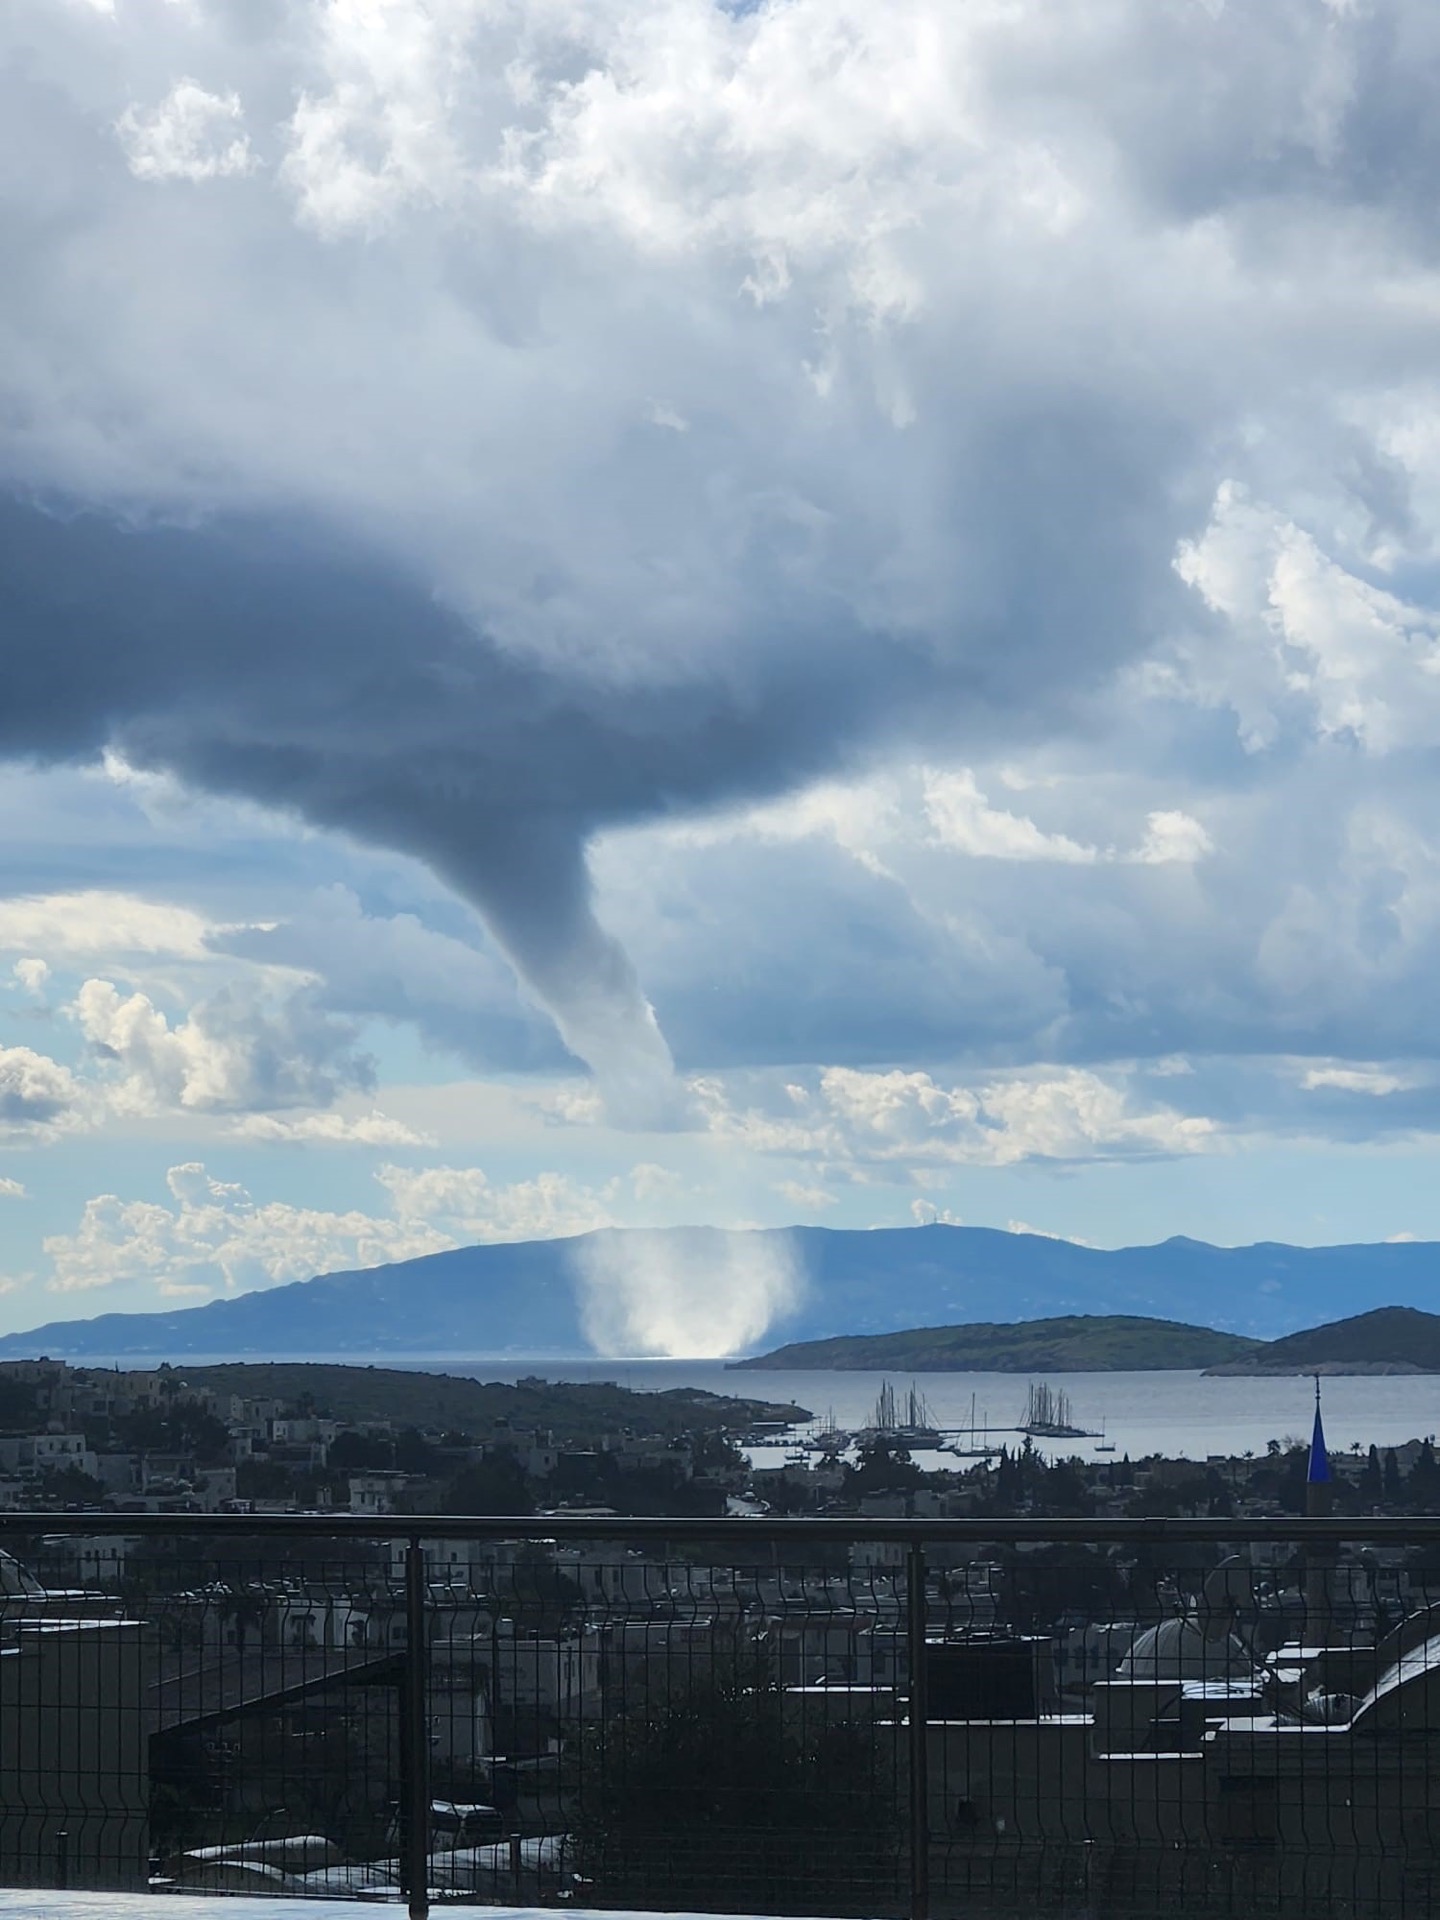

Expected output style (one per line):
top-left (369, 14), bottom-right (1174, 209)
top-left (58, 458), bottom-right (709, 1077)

top-left (0, 1221), bottom-right (1437, 1360)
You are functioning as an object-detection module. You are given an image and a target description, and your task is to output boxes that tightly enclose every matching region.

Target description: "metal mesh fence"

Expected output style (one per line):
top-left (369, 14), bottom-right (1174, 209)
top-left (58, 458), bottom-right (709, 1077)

top-left (0, 1515), bottom-right (1438, 1915)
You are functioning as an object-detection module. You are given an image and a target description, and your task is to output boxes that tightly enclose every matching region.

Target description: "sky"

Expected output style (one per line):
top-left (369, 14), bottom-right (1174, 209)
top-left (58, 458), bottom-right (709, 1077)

top-left (3, 0), bottom-right (1440, 1341)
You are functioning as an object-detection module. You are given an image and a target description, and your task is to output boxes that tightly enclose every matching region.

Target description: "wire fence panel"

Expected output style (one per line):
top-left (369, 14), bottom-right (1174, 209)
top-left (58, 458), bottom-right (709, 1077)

top-left (0, 1516), bottom-right (1439, 1915)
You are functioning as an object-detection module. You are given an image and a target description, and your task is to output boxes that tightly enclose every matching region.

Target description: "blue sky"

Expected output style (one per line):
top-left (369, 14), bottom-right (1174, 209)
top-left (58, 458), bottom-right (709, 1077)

top-left (2, 0), bottom-right (1440, 1340)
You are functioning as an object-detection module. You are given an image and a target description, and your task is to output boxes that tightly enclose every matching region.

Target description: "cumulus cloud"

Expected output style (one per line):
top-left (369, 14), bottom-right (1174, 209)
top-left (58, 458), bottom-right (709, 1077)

top-left (70, 977), bottom-right (374, 1115)
top-left (0, 1048), bottom-right (86, 1139)
top-left (11, 959), bottom-right (49, 997)
top-left (0, 1177), bottom-right (27, 1199)
top-left (43, 1162), bottom-right (451, 1297)
top-left (691, 1063), bottom-right (1213, 1173)
top-left (117, 81), bottom-right (257, 184)
top-left (376, 1163), bottom-right (620, 1244)
top-left (39, 1156), bottom-right (625, 1297)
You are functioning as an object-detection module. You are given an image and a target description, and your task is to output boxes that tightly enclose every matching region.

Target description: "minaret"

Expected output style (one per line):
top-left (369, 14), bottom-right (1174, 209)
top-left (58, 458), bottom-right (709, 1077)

top-left (1306, 1375), bottom-right (1333, 1517)
top-left (1305, 1375), bottom-right (1334, 1643)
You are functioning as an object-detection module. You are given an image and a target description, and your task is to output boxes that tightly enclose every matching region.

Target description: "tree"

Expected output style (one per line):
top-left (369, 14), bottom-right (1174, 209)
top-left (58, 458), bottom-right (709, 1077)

top-left (1359, 1445), bottom-right (1383, 1506)
top-left (844, 1436), bottom-right (925, 1499)
top-left (394, 1427), bottom-right (439, 1477)
top-left (1384, 1448), bottom-right (1404, 1504)
top-left (445, 1454), bottom-right (532, 1517)
top-left (1411, 1441), bottom-right (1440, 1512)
top-left (115, 1401), bottom-right (230, 1462)
top-left (329, 1431), bottom-right (395, 1473)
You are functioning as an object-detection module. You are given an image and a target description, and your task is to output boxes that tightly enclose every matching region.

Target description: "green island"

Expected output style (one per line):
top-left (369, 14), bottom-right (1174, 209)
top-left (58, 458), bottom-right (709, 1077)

top-left (146, 1362), bottom-right (809, 1436)
top-left (730, 1313), bottom-right (1260, 1373)
top-left (1202, 1306), bottom-right (1440, 1375)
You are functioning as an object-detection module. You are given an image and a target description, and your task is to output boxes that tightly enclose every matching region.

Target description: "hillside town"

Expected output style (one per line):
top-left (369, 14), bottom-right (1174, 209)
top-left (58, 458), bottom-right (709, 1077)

top-left (2, 1356), bottom-right (1440, 1540)
top-left (1, 1358), bottom-right (1440, 1911)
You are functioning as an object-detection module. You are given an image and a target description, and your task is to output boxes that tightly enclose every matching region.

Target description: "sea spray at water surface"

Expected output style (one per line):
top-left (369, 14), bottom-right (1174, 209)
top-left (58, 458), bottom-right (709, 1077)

top-left (570, 1227), bottom-right (807, 1359)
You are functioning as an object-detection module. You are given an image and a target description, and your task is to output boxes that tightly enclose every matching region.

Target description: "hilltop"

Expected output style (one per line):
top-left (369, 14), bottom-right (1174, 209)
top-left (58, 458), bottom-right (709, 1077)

top-left (1203, 1306), bottom-right (1440, 1376)
top-left (731, 1314), bottom-right (1260, 1372)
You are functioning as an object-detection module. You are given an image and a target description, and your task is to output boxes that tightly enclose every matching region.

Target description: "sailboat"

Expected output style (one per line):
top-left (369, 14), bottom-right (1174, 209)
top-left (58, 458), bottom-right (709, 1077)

top-left (1019, 1381), bottom-right (1100, 1439)
top-left (1094, 1416), bottom-right (1116, 1453)
top-left (867, 1380), bottom-right (941, 1445)
top-left (946, 1392), bottom-right (998, 1459)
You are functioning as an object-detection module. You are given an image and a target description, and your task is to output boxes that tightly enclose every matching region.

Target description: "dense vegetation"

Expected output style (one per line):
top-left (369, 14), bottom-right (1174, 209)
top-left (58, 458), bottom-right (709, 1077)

top-left (733, 1313), bottom-right (1260, 1372)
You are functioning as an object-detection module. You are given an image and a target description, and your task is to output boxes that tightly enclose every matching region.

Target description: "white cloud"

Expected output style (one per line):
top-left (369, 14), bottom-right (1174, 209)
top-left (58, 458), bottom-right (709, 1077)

top-left (0, 1177), bottom-right (26, 1199)
top-left (1007, 1219), bottom-right (1095, 1247)
top-left (629, 1161), bottom-right (684, 1203)
top-left (776, 1179), bottom-right (838, 1211)
top-left (1175, 485), bottom-right (1440, 755)
top-left (375, 1163), bottom-right (620, 1243)
top-left (71, 977), bottom-right (372, 1115)
top-left (11, 959), bottom-right (49, 997)
top-left (694, 1063), bottom-right (1213, 1172)
top-left (38, 1154), bottom-right (635, 1299)
top-left (43, 1161), bottom-right (450, 1296)
top-left (1133, 811), bottom-right (1212, 867)
top-left (117, 81), bottom-right (257, 185)
top-left (661, 780), bottom-right (902, 877)
top-left (0, 893), bottom-right (213, 961)
top-left (0, 1048), bottom-right (86, 1139)
top-left (231, 1109), bottom-right (434, 1148)
top-left (924, 770), bottom-right (1098, 864)
top-left (911, 1199), bottom-right (962, 1225)
top-left (1301, 1064), bottom-right (1413, 1096)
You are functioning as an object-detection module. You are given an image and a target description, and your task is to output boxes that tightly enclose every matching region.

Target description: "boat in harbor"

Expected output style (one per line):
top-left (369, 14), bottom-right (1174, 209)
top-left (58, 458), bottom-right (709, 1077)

top-left (945, 1392), bottom-right (998, 1460)
top-left (865, 1380), bottom-right (942, 1446)
top-left (1019, 1381), bottom-right (1100, 1439)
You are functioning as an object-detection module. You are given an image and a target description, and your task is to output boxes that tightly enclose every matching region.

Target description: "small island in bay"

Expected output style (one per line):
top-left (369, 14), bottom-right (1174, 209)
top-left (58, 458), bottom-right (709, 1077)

top-left (734, 1303), bottom-right (1440, 1376)
top-left (729, 1313), bottom-right (1261, 1373)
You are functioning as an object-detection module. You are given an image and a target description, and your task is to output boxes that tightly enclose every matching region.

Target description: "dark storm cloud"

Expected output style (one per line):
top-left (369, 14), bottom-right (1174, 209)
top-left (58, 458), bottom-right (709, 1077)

top-left (6, 0), bottom-right (1440, 1109)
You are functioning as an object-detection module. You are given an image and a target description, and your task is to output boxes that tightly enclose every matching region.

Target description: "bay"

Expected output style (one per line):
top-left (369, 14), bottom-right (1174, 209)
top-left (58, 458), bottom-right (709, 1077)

top-left (113, 1353), bottom-right (1440, 1465)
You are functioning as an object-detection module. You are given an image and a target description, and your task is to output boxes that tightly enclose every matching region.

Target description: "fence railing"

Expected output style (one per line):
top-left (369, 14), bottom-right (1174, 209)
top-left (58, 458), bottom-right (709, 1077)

top-left (3, 1512), bottom-right (1440, 1917)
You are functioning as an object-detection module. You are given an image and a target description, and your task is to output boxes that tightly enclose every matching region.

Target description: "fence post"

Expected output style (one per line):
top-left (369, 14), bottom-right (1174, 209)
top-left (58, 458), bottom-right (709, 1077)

top-left (53, 1829), bottom-right (68, 1891)
top-left (907, 1537), bottom-right (930, 1920)
top-left (403, 1538), bottom-right (431, 1920)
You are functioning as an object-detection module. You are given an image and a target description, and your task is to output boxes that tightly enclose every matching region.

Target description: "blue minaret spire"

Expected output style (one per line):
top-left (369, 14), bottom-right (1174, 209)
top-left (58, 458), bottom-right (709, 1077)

top-left (1308, 1375), bottom-right (1332, 1486)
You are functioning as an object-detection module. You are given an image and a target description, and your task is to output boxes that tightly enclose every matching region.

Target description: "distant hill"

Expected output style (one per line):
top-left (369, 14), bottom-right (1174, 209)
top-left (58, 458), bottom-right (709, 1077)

top-left (1204, 1306), bottom-right (1440, 1375)
top-left (731, 1314), bottom-right (1261, 1372)
top-left (0, 1222), bottom-right (1437, 1361)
